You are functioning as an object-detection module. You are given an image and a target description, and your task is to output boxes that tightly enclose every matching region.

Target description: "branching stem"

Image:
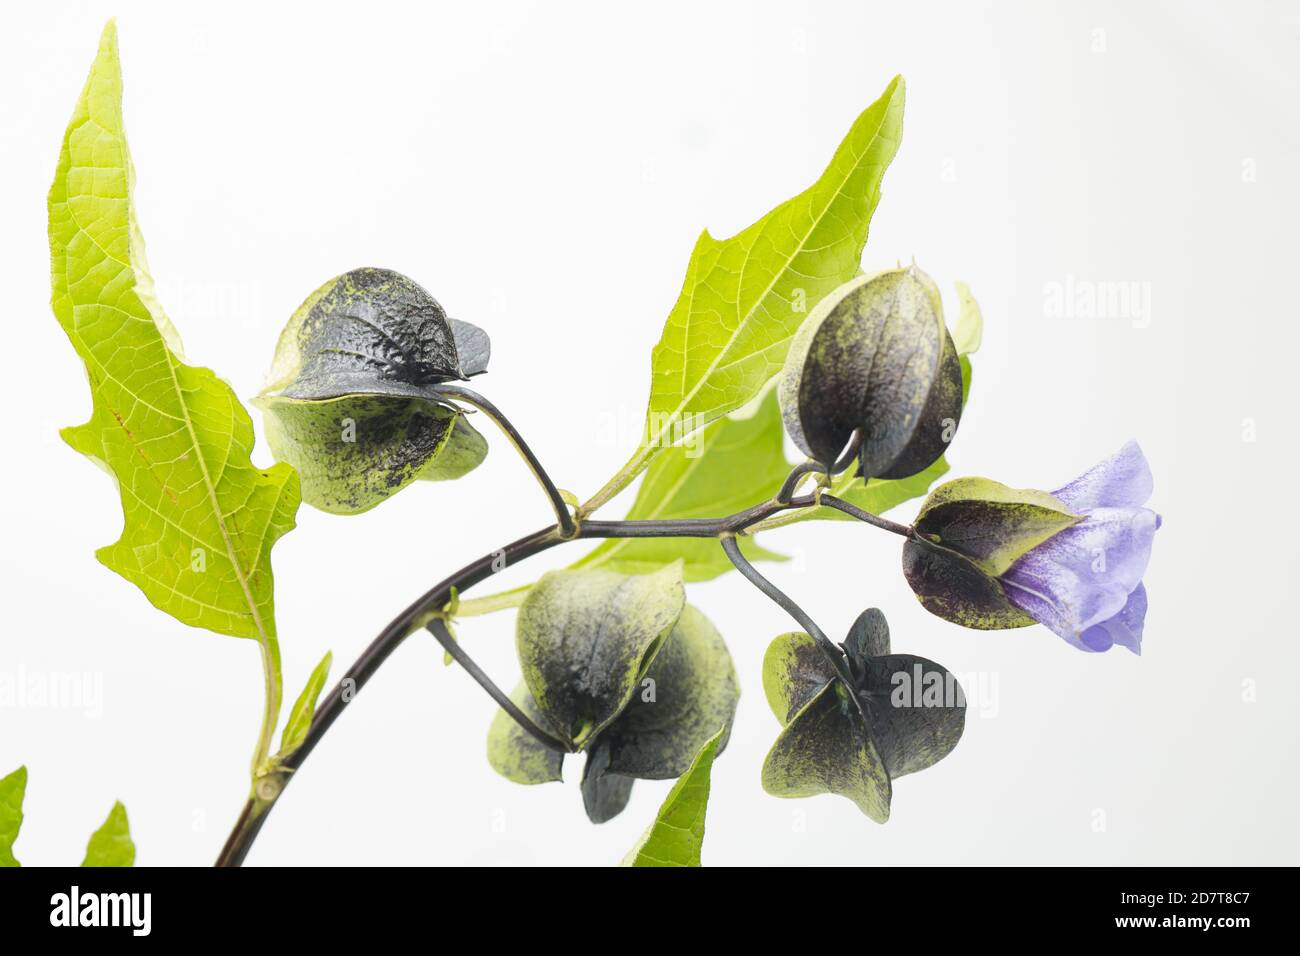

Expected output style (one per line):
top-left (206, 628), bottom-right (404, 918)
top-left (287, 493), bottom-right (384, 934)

top-left (719, 535), bottom-right (866, 722)
top-left (428, 618), bottom-right (569, 754)
top-left (216, 449), bottom-right (905, 865)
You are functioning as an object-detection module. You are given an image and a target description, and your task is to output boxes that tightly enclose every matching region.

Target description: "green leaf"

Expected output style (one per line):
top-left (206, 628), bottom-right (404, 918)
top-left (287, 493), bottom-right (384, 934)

top-left (1, 766), bottom-right (26, 867)
top-left (49, 23), bottom-right (299, 654)
top-left (81, 801), bottom-right (135, 867)
top-left (278, 651), bottom-right (333, 757)
top-left (571, 390), bottom-right (792, 581)
top-left (516, 564), bottom-right (686, 750)
top-left (255, 268), bottom-right (490, 514)
top-left (3, 768), bottom-right (135, 867)
top-left (621, 726), bottom-right (725, 867)
top-left (584, 76), bottom-right (906, 513)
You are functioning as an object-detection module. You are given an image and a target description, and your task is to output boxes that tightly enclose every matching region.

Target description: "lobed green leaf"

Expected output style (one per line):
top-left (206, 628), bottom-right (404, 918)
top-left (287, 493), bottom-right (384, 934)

top-left (586, 76), bottom-right (906, 512)
top-left (49, 22), bottom-right (299, 649)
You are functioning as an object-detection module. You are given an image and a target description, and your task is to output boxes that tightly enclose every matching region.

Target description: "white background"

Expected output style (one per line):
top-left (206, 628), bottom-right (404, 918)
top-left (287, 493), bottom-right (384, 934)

top-left (2, 0), bottom-right (1296, 866)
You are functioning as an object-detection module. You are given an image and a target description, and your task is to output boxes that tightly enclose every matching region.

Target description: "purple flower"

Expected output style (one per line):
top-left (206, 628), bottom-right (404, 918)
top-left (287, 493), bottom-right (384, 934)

top-left (999, 442), bottom-right (1161, 654)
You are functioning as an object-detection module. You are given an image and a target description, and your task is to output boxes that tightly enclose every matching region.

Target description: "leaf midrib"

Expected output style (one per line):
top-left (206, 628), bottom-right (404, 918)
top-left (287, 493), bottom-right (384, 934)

top-left (646, 96), bottom-right (896, 451)
top-left (64, 115), bottom-right (273, 647)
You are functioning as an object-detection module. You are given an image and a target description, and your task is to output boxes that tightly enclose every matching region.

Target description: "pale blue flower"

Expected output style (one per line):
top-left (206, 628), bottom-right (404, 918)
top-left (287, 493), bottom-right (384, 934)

top-left (1001, 442), bottom-right (1161, 653)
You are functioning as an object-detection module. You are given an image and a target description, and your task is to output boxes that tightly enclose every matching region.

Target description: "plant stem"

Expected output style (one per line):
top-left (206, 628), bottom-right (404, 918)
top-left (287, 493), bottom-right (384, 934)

top-left (216, 437), bottom-right (930, 866)
top-left (432, 383), bottom-right (576, 538)
top-left (427, 618), bottom-right (569, 753)
top-left (719, 535), bottom-right (865, 723)
top-left (818, 494), bottom-right (913, 536)
top-left (216, 523), bottom-right (565, 866)
top-left (578, 445), bottom-right (652, 519)
top-left (250, 639), bottom-right (281, 779)
top-left (215, 490), bottom-right (823, 866)
top-left (455, 587), bottom-right (530, 617)
top-left (776, 461), bottom-right (822, 503)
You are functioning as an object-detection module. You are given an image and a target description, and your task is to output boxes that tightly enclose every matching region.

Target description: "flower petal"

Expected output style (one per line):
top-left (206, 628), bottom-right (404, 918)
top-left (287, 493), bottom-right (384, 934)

top-left (1051, 440), bottom-right (1153, 512)
top-left (1079, 582), bottom-right (1148, 655)
top-left (1002, 507), bottom-right (1158, 650)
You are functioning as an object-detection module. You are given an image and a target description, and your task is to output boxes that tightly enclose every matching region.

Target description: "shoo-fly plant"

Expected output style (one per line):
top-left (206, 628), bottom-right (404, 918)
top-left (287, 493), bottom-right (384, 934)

top-left (23, 21), bottom-right (1161, 868)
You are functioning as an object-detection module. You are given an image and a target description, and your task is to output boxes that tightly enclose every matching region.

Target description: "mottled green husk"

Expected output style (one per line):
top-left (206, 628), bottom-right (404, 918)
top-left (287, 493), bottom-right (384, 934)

top-left (258, 393), bottom-right (486, 515)
top-left (760, 612), bottom-right (965, 821)
top-left (779, 267), bottom-right (962, 480)
top-left (902, 477), bottom-right (1082, 628)
top-left (258, 267), bottom-right (491, 513)
top-left (489, 587), bottom-right (739, 826)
